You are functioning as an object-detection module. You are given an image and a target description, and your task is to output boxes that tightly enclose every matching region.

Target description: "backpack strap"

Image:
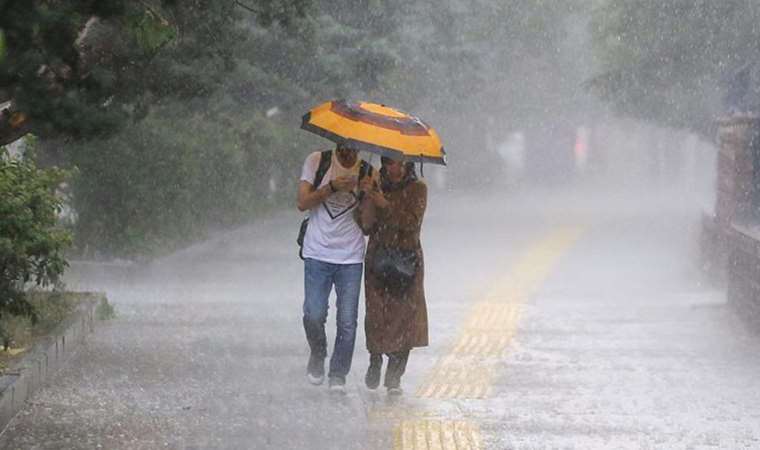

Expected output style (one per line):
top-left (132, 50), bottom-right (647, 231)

top-left (312, 150), bottom-right (332, 190)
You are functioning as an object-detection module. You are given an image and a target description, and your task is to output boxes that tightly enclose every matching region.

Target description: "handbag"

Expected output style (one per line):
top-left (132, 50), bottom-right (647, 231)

top-left (371, 245), bottom-right (418, 292)
top-left (297, 217), bottom-right (309, 259)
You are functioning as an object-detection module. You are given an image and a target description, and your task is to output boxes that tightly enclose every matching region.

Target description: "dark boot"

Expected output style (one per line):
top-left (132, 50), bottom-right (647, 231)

top-left (384, 349), bottom-right (410, 394)
top-left (365, 353), bottom-right (382, 389)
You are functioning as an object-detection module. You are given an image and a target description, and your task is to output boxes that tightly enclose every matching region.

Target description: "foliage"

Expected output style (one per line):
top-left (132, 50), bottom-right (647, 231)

top-left (0, 143), bottom-right (71, 318)
top-left (0, 313), bottom-right (30, 350)
top-left (383, 0), bottom-right (589, 184)
top-left (66, 101), bottom-right (305, 257)
top-left (0, 291), bottom-right (97, 361)
top-left (95, 295), bottom-right (115, 320)
top-left (59, 0), bottom-right (409, 257)
top-left (0, 0), bottom-right (310, 141)
top-left (25, 290), bottom-right (79, 331)
top-left (0, 28), bottom-right (5, 64)
top-left (4, 0), bottom-right (597, 257)
top-left (589, 0), bottom-right (760, 135)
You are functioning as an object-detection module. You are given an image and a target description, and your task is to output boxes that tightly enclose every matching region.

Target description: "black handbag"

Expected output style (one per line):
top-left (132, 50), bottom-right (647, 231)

top-left (297, 217), bottom-right (309, 259)
top-left (371, 246), bottom-right (418, 292)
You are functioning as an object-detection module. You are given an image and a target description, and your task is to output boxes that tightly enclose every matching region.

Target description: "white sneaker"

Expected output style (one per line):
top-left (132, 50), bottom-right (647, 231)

top-left (328, 377), bottom-right (346, 394)
top-left (307, 373), bottom-right (325, 385)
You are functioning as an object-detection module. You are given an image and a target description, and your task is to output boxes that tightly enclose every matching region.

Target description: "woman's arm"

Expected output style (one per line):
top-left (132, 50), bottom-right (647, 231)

top-left (356, 173), bottom-right (382, 234)
top-left (378, 182), bottom-right (427, 232)
top-left (356, 193), bottom-right (376, 235)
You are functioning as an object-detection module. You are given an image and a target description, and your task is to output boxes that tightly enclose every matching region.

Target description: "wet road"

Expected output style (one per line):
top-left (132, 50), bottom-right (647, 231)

top-left (2, 185), bottom-right (759, 449)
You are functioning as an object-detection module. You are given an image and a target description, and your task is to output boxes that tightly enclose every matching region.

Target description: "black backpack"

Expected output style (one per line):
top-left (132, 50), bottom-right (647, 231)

top-left (297, 150), bottom-right (373, 259)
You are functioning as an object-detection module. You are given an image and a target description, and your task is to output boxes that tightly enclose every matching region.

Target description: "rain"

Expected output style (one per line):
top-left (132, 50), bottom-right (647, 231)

top-left (1, 1), bottom-right (760, 449)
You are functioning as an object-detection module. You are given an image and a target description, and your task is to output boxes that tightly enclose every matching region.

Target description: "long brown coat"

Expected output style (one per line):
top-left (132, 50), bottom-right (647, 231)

top-left (361, 180), bottom-right (428, 354)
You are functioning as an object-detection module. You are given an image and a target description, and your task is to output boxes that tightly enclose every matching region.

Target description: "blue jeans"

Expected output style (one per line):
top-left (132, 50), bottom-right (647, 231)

top-left (303, 258), bottom-right (363, 380)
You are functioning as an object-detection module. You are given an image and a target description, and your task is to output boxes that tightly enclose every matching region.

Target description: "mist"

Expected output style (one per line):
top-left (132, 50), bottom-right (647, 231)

top-left (3, 1), bottom-right (760, 449)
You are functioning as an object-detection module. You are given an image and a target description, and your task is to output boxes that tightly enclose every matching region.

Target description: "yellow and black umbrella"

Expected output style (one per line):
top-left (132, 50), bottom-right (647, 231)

top-left (301, 100), bottom-right (446, 165)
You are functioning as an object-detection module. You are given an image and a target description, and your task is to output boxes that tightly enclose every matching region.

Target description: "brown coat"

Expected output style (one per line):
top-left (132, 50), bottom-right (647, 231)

top-left (361, 180), bottom-right (428, 354)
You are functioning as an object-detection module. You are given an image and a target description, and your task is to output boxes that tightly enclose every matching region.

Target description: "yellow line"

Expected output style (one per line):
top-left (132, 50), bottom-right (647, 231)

top-left (414, 420), bottom-right (427, 449)
top-left (427, 420), bottom-right (443, 450)
top-left (394, 420), bottom-right (482, 450)
top-left (416, 225), bottom-right (585, 401)
top-left (441, 421), bottom-right (457, 449)
top-left (387, 226), bottom-right (585, 449)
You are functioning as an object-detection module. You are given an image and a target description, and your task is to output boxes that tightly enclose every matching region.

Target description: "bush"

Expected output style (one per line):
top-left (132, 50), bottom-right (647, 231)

top-left (0, 314), bottom-right (31, 350)
top-left (0, 145), bottom-right (72, 320)
top-left (66, 100), bottom-right (309, 259)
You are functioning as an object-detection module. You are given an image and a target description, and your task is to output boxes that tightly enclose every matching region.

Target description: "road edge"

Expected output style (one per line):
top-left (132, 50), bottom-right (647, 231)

top-left (0, 292), bottom-right (103, 434)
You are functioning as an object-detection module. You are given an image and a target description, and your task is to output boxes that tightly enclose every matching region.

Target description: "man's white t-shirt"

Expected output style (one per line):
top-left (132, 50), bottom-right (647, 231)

top-left (300, 151), bottom-right (368, 264)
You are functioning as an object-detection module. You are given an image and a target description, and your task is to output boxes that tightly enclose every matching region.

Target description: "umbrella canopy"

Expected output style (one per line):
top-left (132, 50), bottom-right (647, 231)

top-left (301, 100), bottom-right (446, 165)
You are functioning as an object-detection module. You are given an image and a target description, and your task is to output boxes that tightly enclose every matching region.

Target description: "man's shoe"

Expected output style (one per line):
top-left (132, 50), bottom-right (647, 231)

top-left (306, 354), bottom-right (325, 385)
top-left (328, 376), bottom-right (346, 394)
top-left (365, 355), bottom-right (382, 390)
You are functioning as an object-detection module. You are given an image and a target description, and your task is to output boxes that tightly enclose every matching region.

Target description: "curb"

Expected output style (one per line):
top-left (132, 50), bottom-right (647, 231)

top-left (0, 292), bottom-right (103, 432)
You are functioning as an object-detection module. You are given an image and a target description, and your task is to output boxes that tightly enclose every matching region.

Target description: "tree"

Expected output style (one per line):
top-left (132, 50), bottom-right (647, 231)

top-left (3, 0), bottom-right (596, 258)
top-left (383, 0), bottom-right (589, 184)
top-left (0, 0), bottom-right (312, 144)
top-left (0, 143), bottom-right (71, 318)
top-left (589, 0), bottom-right (760, 136)
top-left (37, 0), bottom-right (408, 257)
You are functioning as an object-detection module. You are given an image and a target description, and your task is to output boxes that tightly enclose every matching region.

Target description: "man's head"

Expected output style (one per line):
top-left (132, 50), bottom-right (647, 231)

top-left (336, 143), bottom-right (358, 168)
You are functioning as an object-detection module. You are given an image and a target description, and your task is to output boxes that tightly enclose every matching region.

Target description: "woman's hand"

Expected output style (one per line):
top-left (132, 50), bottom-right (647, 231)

top-left (370, 190), bottom-right (390, 209)
top-left (359, 176), bottom-right (374, 193)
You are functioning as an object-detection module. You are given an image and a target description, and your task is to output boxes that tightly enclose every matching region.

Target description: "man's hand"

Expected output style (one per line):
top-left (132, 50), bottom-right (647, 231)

top-left (331, 176), bottom-right (357, 192)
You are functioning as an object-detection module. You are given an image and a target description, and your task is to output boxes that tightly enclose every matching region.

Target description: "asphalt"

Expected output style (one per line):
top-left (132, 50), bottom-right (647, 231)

top-left (1, 184), bottom-right (759, 449)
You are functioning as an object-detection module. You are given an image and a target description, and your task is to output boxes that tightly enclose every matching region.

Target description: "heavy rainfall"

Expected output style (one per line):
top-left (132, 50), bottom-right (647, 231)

top-left (1, 1), bottom-right (760, 449)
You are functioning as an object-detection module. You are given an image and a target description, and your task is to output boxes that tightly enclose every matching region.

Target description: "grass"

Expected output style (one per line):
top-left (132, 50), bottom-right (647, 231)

top-left (0, 291), bottom-right (114, 372)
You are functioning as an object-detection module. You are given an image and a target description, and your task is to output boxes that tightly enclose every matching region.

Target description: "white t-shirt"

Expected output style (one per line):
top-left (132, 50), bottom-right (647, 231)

top-left (300, 151), bottom-right (369, 264)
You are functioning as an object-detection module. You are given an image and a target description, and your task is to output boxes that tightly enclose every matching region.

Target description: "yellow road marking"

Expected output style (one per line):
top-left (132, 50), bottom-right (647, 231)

top-left (416, 225), bottom-right (584, 400)
top-left (386, 225), bottom-right (585, 449)
top-left (393, 419), bottom-right (481, 450)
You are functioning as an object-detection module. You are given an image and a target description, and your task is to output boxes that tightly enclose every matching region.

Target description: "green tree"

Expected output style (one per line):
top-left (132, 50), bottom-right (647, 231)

top-left (383, 0), bottom-right (589, 184)
top-left (0, 0), bottom-right (312, 144)
top-left (0, 144), bottom-right (71, 318)
top-left (589, 0), bottom-right (760, 135)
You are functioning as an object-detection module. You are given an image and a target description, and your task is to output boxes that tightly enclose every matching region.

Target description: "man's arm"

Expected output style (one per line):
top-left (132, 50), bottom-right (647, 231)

top-left (297, 180), bottom-right (334, 212)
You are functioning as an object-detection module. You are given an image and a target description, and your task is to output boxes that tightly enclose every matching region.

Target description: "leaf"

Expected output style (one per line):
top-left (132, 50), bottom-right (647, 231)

top-left (0, 29), bottom-right (5, 64)
top-left (130, 9), bottom-right (176, 54)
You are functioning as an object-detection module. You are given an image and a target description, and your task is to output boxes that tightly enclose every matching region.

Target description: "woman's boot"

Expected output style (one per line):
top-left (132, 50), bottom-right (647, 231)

top-left (365, 353), bottom-right (382, 389)
top-left (385, 349), bottom-right (410, 395)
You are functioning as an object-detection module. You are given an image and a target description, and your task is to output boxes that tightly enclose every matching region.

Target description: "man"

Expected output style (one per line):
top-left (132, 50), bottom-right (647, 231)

top-left (297, 143), bottom-right (374, 392)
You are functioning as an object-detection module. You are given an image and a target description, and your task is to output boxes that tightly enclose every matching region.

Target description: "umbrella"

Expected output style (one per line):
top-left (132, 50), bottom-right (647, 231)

top-left (301, 100), bottom-right (446, 166)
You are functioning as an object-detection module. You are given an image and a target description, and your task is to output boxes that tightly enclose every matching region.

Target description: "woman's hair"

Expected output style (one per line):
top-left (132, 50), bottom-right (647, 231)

top-left (381, 157), bottom-right (416, 177)
top-left (380, 157), bottom-right (417, 191)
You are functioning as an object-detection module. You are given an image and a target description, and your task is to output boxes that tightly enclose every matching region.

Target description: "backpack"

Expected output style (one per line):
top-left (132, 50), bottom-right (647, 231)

top-left (297, 150), bottom-right (373, 260)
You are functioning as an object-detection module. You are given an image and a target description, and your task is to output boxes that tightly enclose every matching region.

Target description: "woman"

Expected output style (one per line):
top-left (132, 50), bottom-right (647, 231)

top-left (357, 156), bottom-right (428, 395)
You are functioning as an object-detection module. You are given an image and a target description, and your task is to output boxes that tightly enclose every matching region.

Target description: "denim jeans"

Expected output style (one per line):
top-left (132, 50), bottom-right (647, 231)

top-left (303, 258), bottom-right (363, 380)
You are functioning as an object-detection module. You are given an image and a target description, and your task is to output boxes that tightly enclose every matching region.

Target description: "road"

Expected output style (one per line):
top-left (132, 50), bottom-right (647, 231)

top-left (2, 185), bottom-right (759, 449)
